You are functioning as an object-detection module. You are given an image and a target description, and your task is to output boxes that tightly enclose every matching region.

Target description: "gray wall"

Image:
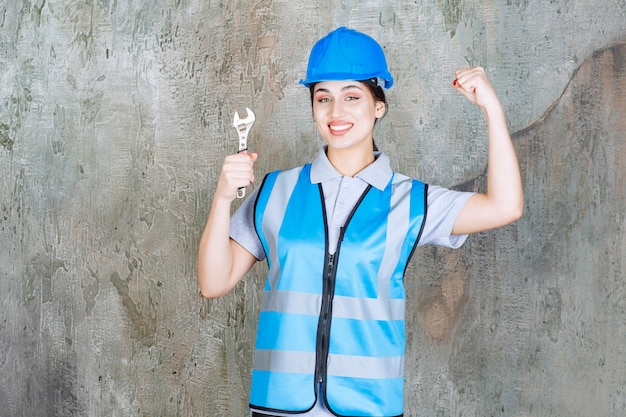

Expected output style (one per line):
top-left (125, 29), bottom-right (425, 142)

top-left (1, 1), bottom-right (625, 416)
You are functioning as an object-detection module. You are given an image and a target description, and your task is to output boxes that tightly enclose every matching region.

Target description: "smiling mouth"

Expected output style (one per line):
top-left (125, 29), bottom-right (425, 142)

top-left (329, 123), bottom-right (353, 132)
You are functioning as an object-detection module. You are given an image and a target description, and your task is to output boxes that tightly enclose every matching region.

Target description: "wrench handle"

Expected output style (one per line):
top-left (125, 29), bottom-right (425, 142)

top-left (236, 146), bottom-right (248, 198)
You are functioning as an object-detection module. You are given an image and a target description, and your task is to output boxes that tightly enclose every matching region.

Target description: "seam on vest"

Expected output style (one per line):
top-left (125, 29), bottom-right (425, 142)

top-left (378, 173), bottom-right (411, 300)
top-left (404, 182), bottom-right (428, 275)
top-left (253, 173), bottom-right (271, 261)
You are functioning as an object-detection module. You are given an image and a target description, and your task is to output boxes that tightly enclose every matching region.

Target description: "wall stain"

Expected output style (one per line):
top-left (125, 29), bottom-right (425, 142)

top-left (110, 271), bottom-right (157, 347)
top-left (440, 0), bottom-right (462, 38)
top-left (507, 0), bottom-right (530, 11)
top-left (0, 123), bottom-right (14, 151)
top-left (31, 0), bottom-right (46, 28)
top-left (0, 319), bottom-right (8, 368)
top-left (418, 246), bottom-right (472, 343)
top-left (421, 271), bottom-right (469, 342)
top-left (39, 352), bottom-right (86, 417)
top-left (539, 287), bottom-right (562, 343)
top-left (51, 105), bottom-right (67, 156)
top-left (82, 265), bottom-right (100, 317)
top-left (24, 251), bottom-right (67, 305)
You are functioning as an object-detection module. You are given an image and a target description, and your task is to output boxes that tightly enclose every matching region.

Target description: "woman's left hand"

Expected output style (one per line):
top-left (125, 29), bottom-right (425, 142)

top-left (452, 67), bottom-right (501, 113)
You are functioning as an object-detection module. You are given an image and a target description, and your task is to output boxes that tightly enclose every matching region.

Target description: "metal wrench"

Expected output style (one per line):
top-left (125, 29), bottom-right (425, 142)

top-left (233, 107), bottom-right (256, 198)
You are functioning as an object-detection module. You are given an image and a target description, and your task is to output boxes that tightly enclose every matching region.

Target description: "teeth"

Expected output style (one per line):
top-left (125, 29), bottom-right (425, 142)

top-left (330, 124), bottom-right (352, 131)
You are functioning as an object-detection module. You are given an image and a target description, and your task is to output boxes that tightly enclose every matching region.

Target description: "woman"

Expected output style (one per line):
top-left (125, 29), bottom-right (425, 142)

top-left (198, 27), bottom-right (523, 417)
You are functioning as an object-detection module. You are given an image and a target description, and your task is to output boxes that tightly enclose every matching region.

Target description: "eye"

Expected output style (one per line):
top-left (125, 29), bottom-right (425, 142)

top-left (345, 95), bottom-right (360, 101)
top-left (315, 95), bottom-right (331, 103)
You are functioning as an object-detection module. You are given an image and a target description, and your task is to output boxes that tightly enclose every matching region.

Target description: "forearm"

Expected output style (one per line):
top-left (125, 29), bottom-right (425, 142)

top-left (197, 196), bottom-right (238, 298)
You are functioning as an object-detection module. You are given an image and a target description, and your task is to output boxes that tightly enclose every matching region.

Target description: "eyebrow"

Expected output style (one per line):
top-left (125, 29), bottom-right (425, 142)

top-left (314, 84), bottom-right (364, 94)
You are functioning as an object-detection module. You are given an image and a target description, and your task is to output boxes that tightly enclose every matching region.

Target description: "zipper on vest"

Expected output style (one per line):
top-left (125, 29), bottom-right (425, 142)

top-left (315, 221), bottom-right (348, 385)
top-left (314, 185), bottom-right (370, 399)
top-left (315, 251), bottom-right (336, 384)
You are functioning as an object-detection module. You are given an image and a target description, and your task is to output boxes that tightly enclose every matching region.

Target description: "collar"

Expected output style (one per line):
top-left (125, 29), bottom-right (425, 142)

top-left (309, 146), bottom-right (393, 191)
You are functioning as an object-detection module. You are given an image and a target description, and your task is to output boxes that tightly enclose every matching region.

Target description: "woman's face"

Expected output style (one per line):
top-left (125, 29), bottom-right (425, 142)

top-left (312, 80), bottom-right (386, 153)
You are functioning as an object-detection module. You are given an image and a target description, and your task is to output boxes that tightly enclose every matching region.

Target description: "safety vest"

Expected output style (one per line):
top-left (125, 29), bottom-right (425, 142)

top-left (250, 163), bottom-right (427, 417)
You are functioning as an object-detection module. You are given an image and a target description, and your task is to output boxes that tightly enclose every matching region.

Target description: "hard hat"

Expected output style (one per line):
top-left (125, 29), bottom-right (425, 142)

top-left (299, 27), bottom-right (394, 89)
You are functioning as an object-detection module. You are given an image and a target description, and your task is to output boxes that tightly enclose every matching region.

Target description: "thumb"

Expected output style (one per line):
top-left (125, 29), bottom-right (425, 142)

top-left (249, 152), bottom-right (259, 163)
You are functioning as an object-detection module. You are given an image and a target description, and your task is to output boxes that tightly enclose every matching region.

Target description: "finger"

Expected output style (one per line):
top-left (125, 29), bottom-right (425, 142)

top-left (452, 78), bottom-right (476, 95)
top-left (225, 153), bottom-right (257, 168)
top-left (222, 153), bottom-right (257, 186)
top-left (454, 66), bottom-right (484, 78)
top-left (454, 67), bottom-right (485, 86)
top-left (224, 154), bottom-right (256, 176)
top-left (222, 169), bottom-right (254, 191)
top-left (223, 165), bottom-right (254, 181)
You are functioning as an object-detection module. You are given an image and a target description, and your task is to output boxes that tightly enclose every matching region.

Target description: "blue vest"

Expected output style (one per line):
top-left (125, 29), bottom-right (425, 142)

top-left (250, 164), bottom-right (427, 417)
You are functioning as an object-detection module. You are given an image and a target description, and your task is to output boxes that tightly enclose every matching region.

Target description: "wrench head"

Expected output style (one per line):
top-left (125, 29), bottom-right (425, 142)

top-left (233, 107), bottom-right (256, 127)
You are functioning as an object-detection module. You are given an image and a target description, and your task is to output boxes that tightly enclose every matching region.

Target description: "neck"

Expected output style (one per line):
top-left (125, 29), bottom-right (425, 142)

top-left (326, 146), bottom-right (376, 177)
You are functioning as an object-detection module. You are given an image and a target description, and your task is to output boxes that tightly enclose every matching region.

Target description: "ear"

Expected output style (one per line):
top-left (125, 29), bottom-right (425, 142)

top-left (375, 101), bottom-right (387, 119)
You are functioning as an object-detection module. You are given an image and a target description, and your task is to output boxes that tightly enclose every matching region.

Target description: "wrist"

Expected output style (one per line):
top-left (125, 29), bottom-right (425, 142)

top-left (482, 100), bottom-right (505, 123)
top-left (211, 192), bottom-right (236, 210)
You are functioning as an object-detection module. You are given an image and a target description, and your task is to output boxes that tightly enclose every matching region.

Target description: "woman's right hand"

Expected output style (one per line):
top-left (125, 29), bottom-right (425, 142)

top-left (215, 152), bottom-right (258, 202)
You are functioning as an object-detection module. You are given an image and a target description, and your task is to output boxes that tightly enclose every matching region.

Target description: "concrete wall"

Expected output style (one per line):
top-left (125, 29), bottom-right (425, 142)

top-left (0, 1), bottom-right (625, 416)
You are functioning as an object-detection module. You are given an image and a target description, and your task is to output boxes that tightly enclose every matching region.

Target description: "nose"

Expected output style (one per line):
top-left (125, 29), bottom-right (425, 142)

top-left (331, 99), bottom-right (345, 117)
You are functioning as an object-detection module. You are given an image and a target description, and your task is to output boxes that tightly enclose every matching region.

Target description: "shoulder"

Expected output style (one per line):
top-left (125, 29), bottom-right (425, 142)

top-left (257, 164), bottom-right (310, 203)
top-left (264, 164), bottom-right (307, 180)
top-left (261, 165), bottom-right (307, 186)
top-left (426, 184), bottom-right (473, 204)
top-left (390, 171), bottom-right (424, 184)
top-left (390, 172), bottom-right (427, 194)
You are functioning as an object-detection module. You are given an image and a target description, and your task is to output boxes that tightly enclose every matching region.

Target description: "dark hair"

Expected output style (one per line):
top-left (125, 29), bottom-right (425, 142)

top-left (309, 78), bottom-right (388, 151)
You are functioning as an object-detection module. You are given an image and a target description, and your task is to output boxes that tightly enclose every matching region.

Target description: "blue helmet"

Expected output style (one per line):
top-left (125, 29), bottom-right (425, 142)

top-left (299, 27), bottom-right (394, 89)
